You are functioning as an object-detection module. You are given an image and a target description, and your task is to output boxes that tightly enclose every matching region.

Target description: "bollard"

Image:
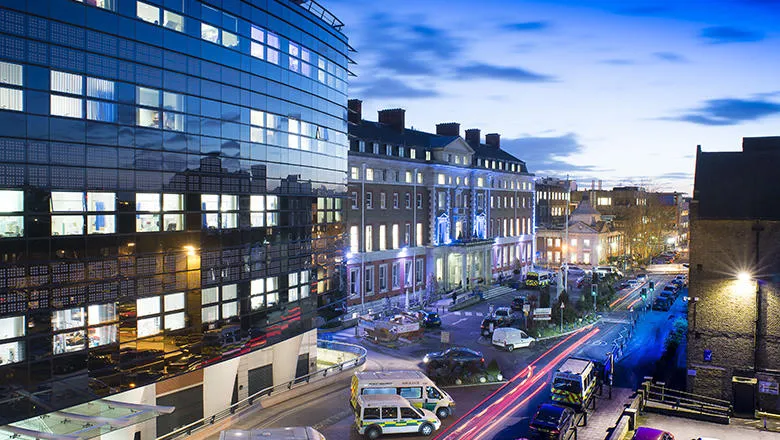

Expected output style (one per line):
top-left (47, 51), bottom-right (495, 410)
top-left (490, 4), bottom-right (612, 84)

top-left (624, 408), bottom-right (638, 431)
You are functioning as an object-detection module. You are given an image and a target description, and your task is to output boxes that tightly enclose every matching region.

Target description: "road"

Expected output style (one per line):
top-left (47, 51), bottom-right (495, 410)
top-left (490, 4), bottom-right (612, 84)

top-left (218, 272), bottom-right (684, 440)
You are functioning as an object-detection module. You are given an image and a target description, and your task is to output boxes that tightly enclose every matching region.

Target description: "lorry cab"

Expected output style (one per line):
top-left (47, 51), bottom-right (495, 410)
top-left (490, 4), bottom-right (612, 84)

top-left (551, 357), bottom-right (598, 410)
top-left (351, 370), bottom-right (455, 419)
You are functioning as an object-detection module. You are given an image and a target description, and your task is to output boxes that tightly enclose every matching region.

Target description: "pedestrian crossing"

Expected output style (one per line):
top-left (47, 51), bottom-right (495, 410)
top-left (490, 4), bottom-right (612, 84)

top-left (449, 311), bottom-right (480, 317)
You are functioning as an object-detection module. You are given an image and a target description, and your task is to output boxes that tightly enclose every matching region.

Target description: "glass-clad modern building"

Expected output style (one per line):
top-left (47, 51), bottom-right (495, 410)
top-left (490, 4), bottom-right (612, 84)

top-left (0, 0), bottom-right (348, 436)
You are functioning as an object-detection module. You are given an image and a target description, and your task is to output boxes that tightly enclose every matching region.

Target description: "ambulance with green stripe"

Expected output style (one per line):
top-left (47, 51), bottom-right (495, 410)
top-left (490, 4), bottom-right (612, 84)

top-left (551, 357), bottom-right (598, 410)
top-left (350, 370), bottom-right (455, 419)
top-left (354, 394), bottom-right (441, 439)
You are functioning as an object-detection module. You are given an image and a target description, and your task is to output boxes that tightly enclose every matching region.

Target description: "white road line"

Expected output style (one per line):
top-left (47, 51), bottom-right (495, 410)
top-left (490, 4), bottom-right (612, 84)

top-left (452, 317), bottom-right (469, 326)
top-left (452, 311), bottom-right (461, 316)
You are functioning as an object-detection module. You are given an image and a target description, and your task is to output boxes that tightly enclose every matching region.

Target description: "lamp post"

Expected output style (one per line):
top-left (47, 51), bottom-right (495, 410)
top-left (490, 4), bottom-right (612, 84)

top-left (560, 301), bottom-right (565, 333)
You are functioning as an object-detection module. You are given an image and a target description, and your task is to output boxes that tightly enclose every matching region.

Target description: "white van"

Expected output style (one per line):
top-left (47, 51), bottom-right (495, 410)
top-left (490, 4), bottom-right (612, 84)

top-left (491, 327), bottom-right (535, 351)
top-left (354, 394), bottom-right (440, 439)
top-left (220, 427), bottom-right (325, 440)
top-left (351, 370), bottom-right (455, 419)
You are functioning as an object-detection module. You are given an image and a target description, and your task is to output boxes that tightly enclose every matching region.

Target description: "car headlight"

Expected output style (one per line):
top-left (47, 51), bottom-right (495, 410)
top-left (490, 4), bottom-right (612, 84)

top-left (423, 356), bottom-right (430, 364)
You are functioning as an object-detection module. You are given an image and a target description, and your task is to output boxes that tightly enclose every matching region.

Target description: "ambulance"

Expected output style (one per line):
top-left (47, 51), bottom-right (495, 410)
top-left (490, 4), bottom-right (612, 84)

top-left (354, 394), bottom-right (440, 439)
top-left (350, 370), bottom-right (455, 419)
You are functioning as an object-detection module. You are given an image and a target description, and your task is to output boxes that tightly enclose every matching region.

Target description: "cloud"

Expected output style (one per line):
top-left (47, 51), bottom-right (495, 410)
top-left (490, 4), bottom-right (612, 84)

top-left (502, 21), bottom-right (550, 32)
top-left (352, 77), bottom-right (440, 99)
top-left (455, 63), bottom-right (556, 82)
top-left (600, 59), bottom-right (635, 65)
top-left (653, 52), bottom-right (687, 63)
top-left (700, 26), bottom-right (765, 44)
top-left (500, 133), bottom-right (604, 174)
top-left (360, 14), bottom-right (462, 77)
top-left (664, 98), bottom-right (780, 126)
top-left (657, 172), bottom-right (694, 180)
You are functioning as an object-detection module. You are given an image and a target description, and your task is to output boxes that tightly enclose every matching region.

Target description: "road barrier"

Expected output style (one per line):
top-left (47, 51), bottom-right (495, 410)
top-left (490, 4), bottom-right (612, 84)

top-left (156, 340), bottom-right (367, 440)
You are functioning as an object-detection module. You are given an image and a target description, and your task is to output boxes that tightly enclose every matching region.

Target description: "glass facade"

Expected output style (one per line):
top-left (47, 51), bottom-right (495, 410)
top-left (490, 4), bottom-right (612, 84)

top-left (0, 0), bottom-right (348, 424)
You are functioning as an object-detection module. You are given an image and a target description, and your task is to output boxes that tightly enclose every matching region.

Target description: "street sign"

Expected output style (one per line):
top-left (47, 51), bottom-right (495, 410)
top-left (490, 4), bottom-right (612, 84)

top-left (440, 331), bottom-right (450, 344)
top-left (533, 307), bottom-right (552, 321)
top-left (759, 381), bottom-right (779, 395)
top-left (560, 302), bottom-right (565, 309)
top-left (523, 304), bottom-right (531, 313)
top-left (703, 349), bottom-right (712, 362)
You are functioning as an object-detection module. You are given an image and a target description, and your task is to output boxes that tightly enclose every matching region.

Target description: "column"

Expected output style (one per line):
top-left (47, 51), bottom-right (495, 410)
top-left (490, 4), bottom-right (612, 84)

top-left (461, 252), bottom-right (467, 290)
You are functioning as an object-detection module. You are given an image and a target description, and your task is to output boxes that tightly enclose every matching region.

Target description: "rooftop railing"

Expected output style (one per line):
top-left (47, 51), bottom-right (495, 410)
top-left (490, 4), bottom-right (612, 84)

top-left (291, 0), bottom-right (345, 31)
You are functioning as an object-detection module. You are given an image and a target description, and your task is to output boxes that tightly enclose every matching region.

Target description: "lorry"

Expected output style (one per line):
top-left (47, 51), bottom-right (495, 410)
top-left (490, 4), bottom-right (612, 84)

top-left (551, 357), bottom-right (599, 410)
top-left (350, 370), bottom-right (456, 419)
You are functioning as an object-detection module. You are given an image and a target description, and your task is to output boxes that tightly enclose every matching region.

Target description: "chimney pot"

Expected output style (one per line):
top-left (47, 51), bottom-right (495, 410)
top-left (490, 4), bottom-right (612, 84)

top-left (436, 122), bottom-right (460, 137)
top-left (465, 128), bottom-right (481, 146)
top-left (485, 133), bottom-right (501, 148)
top-left (378, 108), bottom-right (406, 132)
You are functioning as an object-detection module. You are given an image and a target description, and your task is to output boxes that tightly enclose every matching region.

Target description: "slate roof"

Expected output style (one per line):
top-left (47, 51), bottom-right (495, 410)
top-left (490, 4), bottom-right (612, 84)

top-left (693, 137), bottom-right (780, 220)
top-left (349, 119), bottom-right (529, 173)
top-left (470, 143), bottom-right (528, 172)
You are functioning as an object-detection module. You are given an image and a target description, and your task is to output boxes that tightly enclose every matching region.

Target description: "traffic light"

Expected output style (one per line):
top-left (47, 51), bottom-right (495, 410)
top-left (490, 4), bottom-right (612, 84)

top-left (641, 287), bottom-right (647, 300)
top-left (591, 285), bottom-right (598, 297)
top-left (592, 272), bottom-right (598, 284)
top-left (649, 281), bottom-right (655, 292)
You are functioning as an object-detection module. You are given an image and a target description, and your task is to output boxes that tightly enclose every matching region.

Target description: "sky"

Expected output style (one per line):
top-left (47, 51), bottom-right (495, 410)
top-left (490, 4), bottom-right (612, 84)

top-left (326, 0), bottom-right (780, 194)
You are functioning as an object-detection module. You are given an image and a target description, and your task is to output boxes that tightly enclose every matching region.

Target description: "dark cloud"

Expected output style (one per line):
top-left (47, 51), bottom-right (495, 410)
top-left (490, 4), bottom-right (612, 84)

top-left (657, 172), bottom-right (694, 180)
top-left (700, 26), bottom-right (765, 44)
top-left (653, 52), bottom-right (687, 63)
top-left (614, 5), bottom-right (670, 16)
top-left (502, 21), bottom-right (550, 32)
top-left (352, 77), bottom-right (440, 99)
top-left (360, 14), bottom-right (462, 77)
top-left (600, 59), bottom-right (635, 65)
top-left (664, 98), bottom-right (780, 126)
top-left (455, 63), bottom-right (556, 82)
top-left (500, 133), bottom-right (604, 174)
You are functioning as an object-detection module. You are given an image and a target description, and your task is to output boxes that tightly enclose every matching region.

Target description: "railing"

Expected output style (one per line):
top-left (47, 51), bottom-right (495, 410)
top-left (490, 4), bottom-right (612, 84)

top-left (157, 340), bottom-right (367, 440)
top-left (640, 380), bottom-right (732, 419)
top-left (293, 0), bottom-right (345, 31)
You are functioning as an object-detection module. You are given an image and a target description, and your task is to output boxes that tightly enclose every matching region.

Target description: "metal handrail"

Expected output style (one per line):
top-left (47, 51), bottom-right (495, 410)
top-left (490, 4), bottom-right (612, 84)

top-left (156, 340), bottom-right (367, 440)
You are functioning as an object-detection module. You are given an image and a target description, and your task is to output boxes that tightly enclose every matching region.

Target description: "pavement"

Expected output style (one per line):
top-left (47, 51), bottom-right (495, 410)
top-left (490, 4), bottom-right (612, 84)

top-left (632, 412), bottom-right (780, 439)
top-left (576, 387), bottom-right (635, 440)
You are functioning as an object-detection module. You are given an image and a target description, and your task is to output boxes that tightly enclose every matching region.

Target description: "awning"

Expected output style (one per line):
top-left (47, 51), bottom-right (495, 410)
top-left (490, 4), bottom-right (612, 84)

top-left (0, 399), bottom-right (174, 440)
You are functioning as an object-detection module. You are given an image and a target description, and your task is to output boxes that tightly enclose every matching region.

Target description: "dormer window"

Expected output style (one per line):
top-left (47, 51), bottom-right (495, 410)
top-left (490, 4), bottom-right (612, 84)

top-left (359, 140), bottom-right (365, 152)
top-left (454, 155), bottom-right (460, 165)
top-left (399, 146), bottom-right (405, 157)
top-left (425, 151), bottom-right (431, 161)
top-left (373, 142), bottom-right (379, 154)
top-left (410, 148), bottom-right (416, 159)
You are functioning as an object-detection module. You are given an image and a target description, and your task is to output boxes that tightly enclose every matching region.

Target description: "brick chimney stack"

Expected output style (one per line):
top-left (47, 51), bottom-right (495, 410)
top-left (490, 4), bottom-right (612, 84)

top-left (486, 133), bottom-right (501, 148)
top-left (378, 108), bottom-right (406, 132)
top-left (347, 99), bottom-right (362, 124)
top-left (436, 122), bottom-right (460, 137)
top-left (465, 128), bottom-right (481, 146)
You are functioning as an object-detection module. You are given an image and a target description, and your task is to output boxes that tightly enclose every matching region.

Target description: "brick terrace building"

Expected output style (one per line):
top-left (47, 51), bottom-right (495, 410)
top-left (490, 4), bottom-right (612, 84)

top-left (344, 101), bottom-right (535, 309)
top-left (687, 137), bottom-right (780, 410)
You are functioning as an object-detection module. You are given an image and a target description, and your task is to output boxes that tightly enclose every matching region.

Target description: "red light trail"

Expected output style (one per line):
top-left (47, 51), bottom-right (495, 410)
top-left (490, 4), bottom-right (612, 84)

top-left (435, 326), bottom-right (601, 440)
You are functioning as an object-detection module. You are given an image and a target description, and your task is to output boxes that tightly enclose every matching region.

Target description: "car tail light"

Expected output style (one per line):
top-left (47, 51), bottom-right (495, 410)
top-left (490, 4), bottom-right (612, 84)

top-left (481, 358), bottom-right (485, 363)
top-left (551, 429), bottom-right (560, 434)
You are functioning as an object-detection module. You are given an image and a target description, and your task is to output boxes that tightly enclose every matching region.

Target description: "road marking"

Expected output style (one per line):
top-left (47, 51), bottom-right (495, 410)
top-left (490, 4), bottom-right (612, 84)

top-left (453, 311), bottom-right (461, 316)
top-left (452, 317), bottom-right (468, 326)
top-left (465, 312), bottom-right (473, 316)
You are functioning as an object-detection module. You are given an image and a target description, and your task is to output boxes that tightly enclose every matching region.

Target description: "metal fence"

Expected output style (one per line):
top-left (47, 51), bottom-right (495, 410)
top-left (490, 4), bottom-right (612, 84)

top-left (157, 340), bottom-right (367, 440)
top-left (640, 380), bottom-right (732, 420)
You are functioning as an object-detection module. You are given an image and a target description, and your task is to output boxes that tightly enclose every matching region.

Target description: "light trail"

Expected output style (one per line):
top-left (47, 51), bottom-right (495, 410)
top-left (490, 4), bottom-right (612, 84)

top-left (472, 381), bottom-right (548, 440)
top-left (437, 327), bottom-right (601, 440)
top-left (434, 326), bottom-right (597, 439)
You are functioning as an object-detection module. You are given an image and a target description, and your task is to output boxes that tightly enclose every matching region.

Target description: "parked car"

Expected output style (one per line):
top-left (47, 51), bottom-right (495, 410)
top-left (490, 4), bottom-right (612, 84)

top-left (663, 284), bottom-right (678, 296)
top-left (511, 297), bottom-right (527, 311)
top-left (528, 403), bottom-right (575, 439)
top-left (627, 279), bottom-right (639, 287)
top-left (481, 307), bottom-right (518, 336)
top-left (652, 297), bottom-right (671, 312)
top-left (423, 347), bottom-right (485, 369)
top-left (416, 310), bottom-right (442, 327)
top-left (636, 273), bottom-right (648, 281)
top-left (492, 327), bottom-right (535, 351)
top-left (631, 427), bottom-right (675, 440)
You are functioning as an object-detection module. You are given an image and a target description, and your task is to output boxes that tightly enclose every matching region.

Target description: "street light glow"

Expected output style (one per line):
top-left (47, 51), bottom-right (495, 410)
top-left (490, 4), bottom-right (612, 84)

top-left (737, 271), bottom-right (751, 282)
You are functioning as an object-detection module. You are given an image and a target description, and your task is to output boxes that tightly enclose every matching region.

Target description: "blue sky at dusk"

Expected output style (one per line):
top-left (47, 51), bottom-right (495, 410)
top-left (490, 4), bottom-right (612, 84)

top-left (327, 0), bottom-right (780, 194)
